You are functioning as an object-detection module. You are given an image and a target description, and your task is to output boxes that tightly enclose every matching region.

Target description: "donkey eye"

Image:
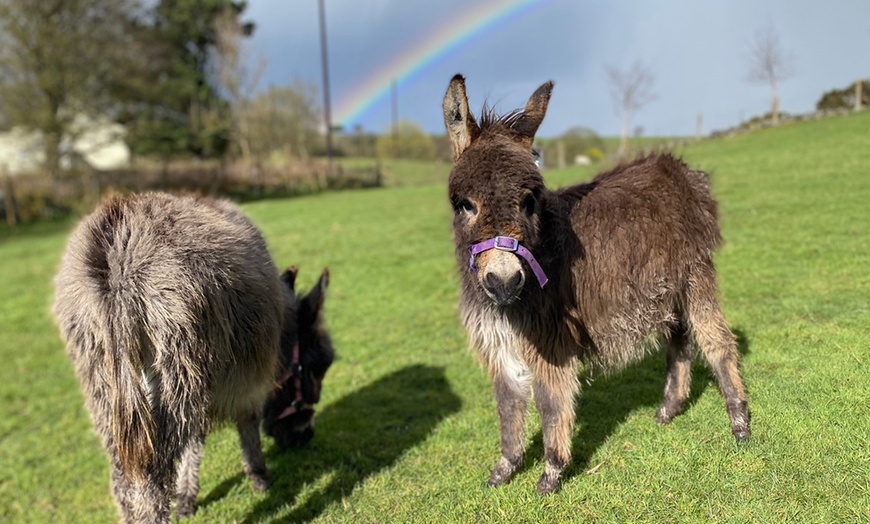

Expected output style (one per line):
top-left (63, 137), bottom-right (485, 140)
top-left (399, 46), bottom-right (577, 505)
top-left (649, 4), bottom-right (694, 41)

top-left (452, 196), bottom-right (477, 215)
top-left (521, 192), bottom-right (537, 216)
top-left (532, 148), bottom-right (542, 168)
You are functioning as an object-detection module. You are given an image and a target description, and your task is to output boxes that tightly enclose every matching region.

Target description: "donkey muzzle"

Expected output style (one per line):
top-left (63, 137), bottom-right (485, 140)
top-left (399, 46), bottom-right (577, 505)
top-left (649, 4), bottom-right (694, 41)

top-left (481, 251), bottom-right (526, 305)
top-left (468, 236), bottom-right (548, 305)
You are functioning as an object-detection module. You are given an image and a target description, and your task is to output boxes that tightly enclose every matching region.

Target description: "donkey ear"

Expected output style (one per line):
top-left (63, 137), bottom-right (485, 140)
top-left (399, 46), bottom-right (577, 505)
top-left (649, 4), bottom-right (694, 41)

top-left (443, 74), bottom-right (481, 161)
top-left (304, 268), bottom-right (329, 316)
top-left (512, 81), bottom-right (554, 146)
top-left (280, 266), bottom-right (299, 291)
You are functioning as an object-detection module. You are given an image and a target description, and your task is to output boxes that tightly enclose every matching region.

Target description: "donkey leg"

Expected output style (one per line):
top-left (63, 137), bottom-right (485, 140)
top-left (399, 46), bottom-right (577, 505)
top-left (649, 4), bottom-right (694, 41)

top-left (108, 455), bottom-right (172, 524)
top-left (656, 322), bottom-right (694, 424)
top-left (93, 403), bottom-right (170, 523)
top-left (237, 412), bottom-right (271, 491)
top-left (532, 363), bottom-right (579, 495)
top-left (688, 269), bottom-right (750, 442)
top-left (488, 369), bottom-right (531, 487)
top-left (175, 436), bottom-right (204, 518)
top-left (108, 456), bottom-right (137, 523)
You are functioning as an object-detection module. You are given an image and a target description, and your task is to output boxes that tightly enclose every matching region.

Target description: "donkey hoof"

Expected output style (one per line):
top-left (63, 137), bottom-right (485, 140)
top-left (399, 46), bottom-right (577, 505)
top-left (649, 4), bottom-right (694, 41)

top-left (250, 472), bottom-right (272, 492)
top-left (656, 399), bottom-right (686, 425)
top-left (487, 457), bottom-right (520, 487)
top-left (733, 428), bottom-right (751, 444)
top-left (487, 468), bottom-right (513, 487)
top-left (536, 473), bottom-right (561, 495)
top-left (176, 497), bottom-right (197, 518)
top-left (654, 407), bottom-right (674, 425)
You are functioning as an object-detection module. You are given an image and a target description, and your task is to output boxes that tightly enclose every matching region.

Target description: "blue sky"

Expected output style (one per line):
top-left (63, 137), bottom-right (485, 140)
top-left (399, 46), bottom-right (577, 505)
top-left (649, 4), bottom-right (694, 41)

top-left (245, 0), bottom-right (869, 138)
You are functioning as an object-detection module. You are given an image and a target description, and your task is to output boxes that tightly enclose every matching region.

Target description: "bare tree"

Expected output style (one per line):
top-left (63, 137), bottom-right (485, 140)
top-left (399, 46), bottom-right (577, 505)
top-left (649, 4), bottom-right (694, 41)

top-left (606, 60), bottom-right (656, 159)
top-left (746, 23), bottom-right (795, 125)
top-left (210, 7), bottom-right (265, 173)
top-left (246, 83), bottom-right (321, 160)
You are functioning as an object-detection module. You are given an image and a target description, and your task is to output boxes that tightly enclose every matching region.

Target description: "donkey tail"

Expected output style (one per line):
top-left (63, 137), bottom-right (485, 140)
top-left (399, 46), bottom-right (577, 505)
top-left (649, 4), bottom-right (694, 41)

top-left (104, 293), bottom-right (158, 479)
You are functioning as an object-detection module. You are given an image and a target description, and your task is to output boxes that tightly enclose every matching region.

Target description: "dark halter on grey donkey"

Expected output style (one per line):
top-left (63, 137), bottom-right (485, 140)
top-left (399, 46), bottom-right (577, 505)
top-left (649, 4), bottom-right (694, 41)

top-left (275, 342), bottom-right (313, 419)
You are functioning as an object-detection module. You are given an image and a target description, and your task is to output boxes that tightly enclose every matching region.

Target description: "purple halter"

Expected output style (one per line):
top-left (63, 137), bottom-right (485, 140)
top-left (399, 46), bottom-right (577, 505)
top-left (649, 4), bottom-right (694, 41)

top-left (275, 342), bottom-right (312, 420)
top-left (468, 235), bottom-right (548, 287)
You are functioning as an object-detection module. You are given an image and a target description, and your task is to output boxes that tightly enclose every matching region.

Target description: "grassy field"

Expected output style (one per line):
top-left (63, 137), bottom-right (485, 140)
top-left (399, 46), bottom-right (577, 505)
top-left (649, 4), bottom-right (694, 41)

top-left (1, 112), bottom-right (868, 522)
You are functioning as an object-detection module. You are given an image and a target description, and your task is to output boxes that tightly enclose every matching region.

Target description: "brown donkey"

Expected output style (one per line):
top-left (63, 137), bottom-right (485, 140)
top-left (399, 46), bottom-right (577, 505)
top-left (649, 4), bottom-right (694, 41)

top-left (443, 75), bottom-right (749, 494)
top-left (53, 192), bottom-right (334, 522)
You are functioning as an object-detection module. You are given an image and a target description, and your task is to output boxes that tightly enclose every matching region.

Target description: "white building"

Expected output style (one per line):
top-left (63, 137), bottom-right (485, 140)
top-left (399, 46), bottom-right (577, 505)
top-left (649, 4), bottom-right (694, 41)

top-left (0, 115), bottom-right (130, 175)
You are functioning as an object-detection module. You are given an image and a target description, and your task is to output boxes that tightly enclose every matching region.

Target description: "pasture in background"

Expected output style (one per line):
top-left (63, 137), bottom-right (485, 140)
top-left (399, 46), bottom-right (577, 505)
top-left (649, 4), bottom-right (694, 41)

top-left (0, 112), bottom-right (868, 522)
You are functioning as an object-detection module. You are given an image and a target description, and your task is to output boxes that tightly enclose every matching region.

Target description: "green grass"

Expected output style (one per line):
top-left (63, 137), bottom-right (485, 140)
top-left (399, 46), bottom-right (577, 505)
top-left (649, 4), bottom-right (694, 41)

top-left (2, 112), bottom-right (869, 522)
top-left (338, 157), bottom-right (452, 188)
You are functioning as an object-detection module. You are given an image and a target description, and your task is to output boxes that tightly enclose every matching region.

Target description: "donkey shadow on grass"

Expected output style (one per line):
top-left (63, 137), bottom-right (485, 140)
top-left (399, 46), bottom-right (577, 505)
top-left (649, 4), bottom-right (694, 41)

top-left (200, 364), bottom-right (461, 523)
top-left (521, 328), bottom-right (751, 485)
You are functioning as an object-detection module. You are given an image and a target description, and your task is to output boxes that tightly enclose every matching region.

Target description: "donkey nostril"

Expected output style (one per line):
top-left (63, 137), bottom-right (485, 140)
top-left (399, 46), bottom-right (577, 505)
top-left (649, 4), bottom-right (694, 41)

top-left (482, 270), bottom-right (524, 303)
top-left (508, 271), bottom-right (524, 291)
top-left (483, 272), bottom-right (500, 292)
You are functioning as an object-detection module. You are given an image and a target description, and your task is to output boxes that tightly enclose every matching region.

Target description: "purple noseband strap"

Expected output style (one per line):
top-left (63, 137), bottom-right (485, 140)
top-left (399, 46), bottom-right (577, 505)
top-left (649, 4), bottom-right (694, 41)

top-left (468, 236), bottom-right (548, 287)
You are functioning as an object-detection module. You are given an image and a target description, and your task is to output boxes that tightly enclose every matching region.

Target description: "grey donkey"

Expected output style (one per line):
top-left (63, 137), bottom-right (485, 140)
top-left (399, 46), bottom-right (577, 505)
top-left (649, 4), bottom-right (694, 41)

top-left (53, 192), bottom-right (334, 522)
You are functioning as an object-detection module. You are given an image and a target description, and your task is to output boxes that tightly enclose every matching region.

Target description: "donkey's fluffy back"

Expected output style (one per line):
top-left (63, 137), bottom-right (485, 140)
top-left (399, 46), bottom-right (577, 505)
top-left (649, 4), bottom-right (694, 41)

top-left (54, 193), bottom-right (282, 478)
top-left (562, 154), bottom-right (723, 368)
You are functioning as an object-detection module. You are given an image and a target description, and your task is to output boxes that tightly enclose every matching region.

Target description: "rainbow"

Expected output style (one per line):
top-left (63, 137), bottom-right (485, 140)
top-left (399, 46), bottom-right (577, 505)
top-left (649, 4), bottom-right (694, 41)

top-left (333, 0), bottom-right (547, 129)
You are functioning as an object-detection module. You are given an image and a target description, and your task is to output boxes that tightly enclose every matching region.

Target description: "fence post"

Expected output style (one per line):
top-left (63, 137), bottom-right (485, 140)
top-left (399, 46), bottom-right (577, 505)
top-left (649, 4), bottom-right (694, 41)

top-left (87, 167), bottom-right (100, 208)
top-left (2, 166), bottom-right (19, 227)
top-left (856, 80), bottom-right (863, 112)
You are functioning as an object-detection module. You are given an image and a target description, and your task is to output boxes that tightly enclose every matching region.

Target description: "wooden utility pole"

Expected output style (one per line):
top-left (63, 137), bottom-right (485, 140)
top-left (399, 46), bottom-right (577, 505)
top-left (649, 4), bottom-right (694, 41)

top-left (391, 78), bottom-right (398, 157)
top-left (318, 0), bottom-right (334, 175)
top-left (856, 80), bottom-right (863, 112)
top-left (2, 166), bottom-right (18, 227)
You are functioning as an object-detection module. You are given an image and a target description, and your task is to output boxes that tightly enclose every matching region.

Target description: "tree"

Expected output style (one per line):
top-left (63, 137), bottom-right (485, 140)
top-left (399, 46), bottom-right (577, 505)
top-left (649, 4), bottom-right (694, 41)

top-left (746, 23), bottom-right (794, 125)
top-left (211, 6), bottom-right (264, 168)
top-left (539, 126), bottom-right (605, 168)
top-left (606, 60), bottom-right (656, 159)
top-left (337, 123), bottom-right (378, 158)
top-left (123, 0), bottom-right (253, 159)
top-left (245, 83), bottom-right (322, 160)
top-left (816, 80), bottom-right (870, 111)
top-left (0, 0), bottom-right (146, 177)
top-left (375, 121), bottom-right (435, 161)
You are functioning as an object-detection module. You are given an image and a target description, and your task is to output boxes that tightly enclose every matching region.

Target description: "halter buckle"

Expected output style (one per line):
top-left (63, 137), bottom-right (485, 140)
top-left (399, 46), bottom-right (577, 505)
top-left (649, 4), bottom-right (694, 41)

top-left (494, 236), bottom-right (519, 252)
